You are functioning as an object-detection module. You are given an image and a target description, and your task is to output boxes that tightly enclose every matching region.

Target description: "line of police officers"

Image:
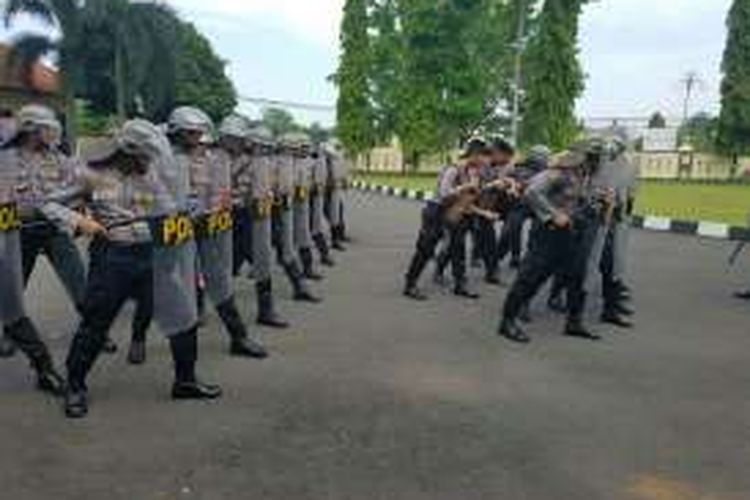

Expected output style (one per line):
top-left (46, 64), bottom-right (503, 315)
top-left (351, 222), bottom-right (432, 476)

top-left (0, 104), bottom-right (350, 418)
top-left (403, 135), bottom-right (638, 344)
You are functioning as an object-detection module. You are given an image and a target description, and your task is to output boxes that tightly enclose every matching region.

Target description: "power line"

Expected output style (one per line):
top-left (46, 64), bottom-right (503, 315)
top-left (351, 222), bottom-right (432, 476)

top-left (238, 95), bottom-right (335, 112)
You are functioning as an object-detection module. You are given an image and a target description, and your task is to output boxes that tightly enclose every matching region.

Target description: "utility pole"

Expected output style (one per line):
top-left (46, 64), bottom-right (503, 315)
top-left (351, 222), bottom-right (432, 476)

top-left (680, 71), bottom-right (702, 124)
top-left (510, 0), bottom-right (527, 146)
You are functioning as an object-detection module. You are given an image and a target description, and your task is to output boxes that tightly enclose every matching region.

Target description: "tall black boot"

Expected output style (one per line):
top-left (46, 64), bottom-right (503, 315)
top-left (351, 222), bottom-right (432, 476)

top-left (300, 247), bottom-right (323, 281)
top-left (284, 261), bottom-right (322, 303)
top-left (6, 317), bottom-right (65, 396)
top-left (313, 233), bottom-right (335, 267)
top-left (0, 329), bottom-right (17, 358)
top-left (404, 252), bottom-right (429, 301)
top-left (256, 280), bottom-right (290, 329)
top-left (454, 279), bottom-right (480, 299)
top-left (64, 327), bottom-right (107, 418)
top-left (169, 327), bottom-right (222, 400)
top-left (216, 299), bottom-right (268, 359)
top-left (564, 292), bottom-right (601, 341)
top-left (331, 226), bottom-right (347, 252)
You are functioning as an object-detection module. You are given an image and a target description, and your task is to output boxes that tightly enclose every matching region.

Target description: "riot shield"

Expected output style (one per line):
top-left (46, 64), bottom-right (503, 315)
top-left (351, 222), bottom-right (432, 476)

top-left (151, 213), bottom-right (199, 336)
top-left (0, 226), bottom-right (26, 325)
top-left (195, 210), bottom-right (234, 306)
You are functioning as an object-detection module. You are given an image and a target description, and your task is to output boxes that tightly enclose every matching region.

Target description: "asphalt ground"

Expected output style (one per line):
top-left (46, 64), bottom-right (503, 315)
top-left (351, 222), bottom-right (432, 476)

top-left (1, 193), bottom-right (749, 500)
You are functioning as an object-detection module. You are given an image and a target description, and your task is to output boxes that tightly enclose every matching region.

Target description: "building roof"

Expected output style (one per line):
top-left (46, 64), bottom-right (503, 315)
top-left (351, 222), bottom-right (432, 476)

top-left (0, 44), bottom-right (60, 94)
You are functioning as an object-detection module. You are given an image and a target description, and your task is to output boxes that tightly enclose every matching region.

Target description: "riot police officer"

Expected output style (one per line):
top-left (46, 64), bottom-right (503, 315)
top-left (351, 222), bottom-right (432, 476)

top-left (309, 144), bottom-right (335, 267)
top-left (60, 119), bottom-right (222, 418)
top-left (0, 105), bottom-right (95, 358)
top-left (324, 140), bottom-right (348, 250)
top-left (168, 107), bottom-right (268, 359)
top-left (498, 145), bottom-right (607, 344)
top-left (270, 135), bottom-right (322, 301)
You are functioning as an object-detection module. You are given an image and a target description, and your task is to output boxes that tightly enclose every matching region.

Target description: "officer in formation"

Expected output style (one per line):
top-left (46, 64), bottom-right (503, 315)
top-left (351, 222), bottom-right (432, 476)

top-left (497, 136), bottom-right (637, 344)
top-left (0, 104), bottom-right (352, 418)
top-left (403, 138), bottom-right (517, 301)
top-left (324, 139), bottom-right (349, 250)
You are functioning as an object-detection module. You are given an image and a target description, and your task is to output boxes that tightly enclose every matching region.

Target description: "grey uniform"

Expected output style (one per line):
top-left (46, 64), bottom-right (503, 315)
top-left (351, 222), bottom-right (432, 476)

top-left (3, 147), bottom-right (87, 309)
top-left (325, 152), bottom-right (347, 228)
top-left (292, 155), bottom-right (313, 250)
top-left (0, 163), bottom-right (27, 326)
top-left (309, 154), bottom-right (327, 236)
top-left (612, 154), bottom-right (638, 279)
top-left (179, 147), bottom-right (235, 306)
top-left (273, 153), bottom-right (298, 265)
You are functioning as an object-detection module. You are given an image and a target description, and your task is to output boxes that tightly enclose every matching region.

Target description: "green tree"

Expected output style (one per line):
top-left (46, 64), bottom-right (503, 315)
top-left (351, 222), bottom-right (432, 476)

top-left (717, 0), bottom-right (750, 157)
top-left (520, 0), bottom-right (587, 149)
top-left (173, 22), bottom-right (237, 123)
top-left (335, 0), bottom-right (374, 156)
top-left (648, 111), bottom-right (668, 129)
top-left (261, 107), bottom-right (298, 138)
top-left (679, 112), bottom-right (718, 152)
top-left (307, 122), bottom-right (331, 145)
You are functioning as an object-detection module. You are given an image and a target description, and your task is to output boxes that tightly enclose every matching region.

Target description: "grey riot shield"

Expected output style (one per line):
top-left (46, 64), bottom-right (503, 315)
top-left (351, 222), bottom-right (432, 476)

top-left (152, 220), bottom-right (199, 336)
top-left (0, 228), bottom-right (26, 326)
top-left (293, 157), bottom-right (312, 248)
top-left (196, 215), bottom-right (234, 305)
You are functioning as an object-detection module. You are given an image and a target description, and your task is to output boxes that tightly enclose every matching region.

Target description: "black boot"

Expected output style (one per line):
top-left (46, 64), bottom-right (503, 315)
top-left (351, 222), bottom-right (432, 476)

top-left (600, 309), bottom-right (634, 329)
top-left (64, 328), bottom-right (107, 418)
top-left (547, 292), bottom-right (567, 314)
top-left (300, 247), bottom-right (324, 281)
top-left (564, 319), bottom-right (601, 341)
top-left (734, 290), bottom-right (750, 300)
top-left (169, 328), bottom-right (222, 400)
top-left (403, 283), bottom-right (428, 301)
top-left (498, 317), bottom-right (530, 344)
top-left (313, 233), bottom-right (335, 267)
top-left (518, 303), bottom-right (533, 324)
top-left (101, 337), bottom-right (118, 354)
top-left (484, 268), bottom-right (502, 286)
top-left (127, 340), bottom-right (147, 365)
top-left (454, 280), bottom-right (480, 300)
top-left (6, 317), bottom-right (66, 396)
top-left (216, 299), bottom-right (268, 359)
top-left (331, 226), bottom-right (347, 252)
top-left (286, 261), bottom-right (322, 303)
top-left (256, 280), bottom-right (290, 329)
top-left (0, 330), bottom-right (16, 358)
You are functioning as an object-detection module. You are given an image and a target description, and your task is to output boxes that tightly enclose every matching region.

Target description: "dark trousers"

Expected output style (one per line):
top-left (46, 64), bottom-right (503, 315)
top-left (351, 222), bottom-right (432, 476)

top-left (473, 216), bottom-right (498, 275)
top-left (502, 217), bottom-right (598, 323)
top-left (496, 205), bottom-right (529, 266)
top-left (80, 240), bottom-right (153, 340)
top-left (405, 203), bottom-right (468, 287)
top-left (232, 208), bottom-right (253, 276)
top-left (21, 223), bottom-right (87, 311)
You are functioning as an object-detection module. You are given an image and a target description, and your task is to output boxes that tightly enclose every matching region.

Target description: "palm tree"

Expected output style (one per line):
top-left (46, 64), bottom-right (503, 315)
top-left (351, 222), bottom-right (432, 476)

top-left (4, 0), bottom-right (86, 140)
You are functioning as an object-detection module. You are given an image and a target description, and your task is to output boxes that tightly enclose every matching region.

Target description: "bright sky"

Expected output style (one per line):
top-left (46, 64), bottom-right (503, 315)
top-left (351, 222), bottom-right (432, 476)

top-left (0, 0), bottom-right (733, 127)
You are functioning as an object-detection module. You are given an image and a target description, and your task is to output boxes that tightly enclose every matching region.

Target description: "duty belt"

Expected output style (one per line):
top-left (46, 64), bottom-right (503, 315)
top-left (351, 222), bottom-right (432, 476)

top-left (310, 184), bottom-right (323, 197)
top-left (0, 202), bottom-right (21, 232)
top-left (273, 193), bottom-right (290, 211)
top-left (294, 185), bottom-right (309, 202)
top-left (251, 197), bottom-right (274, 220)
top-left (193, 208), bottom-right (233, 239)
top-left (149, 212), bottom-right (194, 247)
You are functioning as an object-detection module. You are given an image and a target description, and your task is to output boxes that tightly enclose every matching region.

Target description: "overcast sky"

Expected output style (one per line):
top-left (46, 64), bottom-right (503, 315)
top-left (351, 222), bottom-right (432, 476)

top-left (0, 0), bottom-right (733, 126)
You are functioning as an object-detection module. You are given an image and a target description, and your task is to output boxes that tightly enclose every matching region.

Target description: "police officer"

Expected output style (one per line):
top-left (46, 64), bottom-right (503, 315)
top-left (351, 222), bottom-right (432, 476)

top-left (290, 133), bottom-right (331, 278)
top-left (310, 144), bottom-right (336, 265)
top-left (59, 119), bottom-right (222, 418)
top-left (271, 135), bottom-right (321, 302)
top-left (324, 140), bottom-right (348, 251)
top-left (0, 105), bottom-right (97, 358)
top-left (403, 138), bottom-right (491, 301)
top-left (0, 125), bottom-right (69, 395)
top-left (168, 107), bottom-right (268, 359)
top-left (498, 146), bottom-right (606, 344)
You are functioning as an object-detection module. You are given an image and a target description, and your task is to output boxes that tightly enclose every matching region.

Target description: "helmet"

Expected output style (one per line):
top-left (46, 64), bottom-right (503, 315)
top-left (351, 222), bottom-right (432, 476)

top-left (552, 150), bottom-right (585, 170)
top-left (585, 135), bottom-right (606, 156)
top-left (219, 115), bottom-right (251, 139)
top-left (460, 136), bottom-right (488, 158)
top-left (248, 125), bottom-right (274, 145)
top-left (168, 106), bottom-right (214, 135)
top-left (528, 144), bottom-right (551, 163)
top-left (16, 104), bottom-right (59, 132)
top-left (488, 135), bottom-right (515, 155)
top-left (282, 132), bottom-right (311, 149)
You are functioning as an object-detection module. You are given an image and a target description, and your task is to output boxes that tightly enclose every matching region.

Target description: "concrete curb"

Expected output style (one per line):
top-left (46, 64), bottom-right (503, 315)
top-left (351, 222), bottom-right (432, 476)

top-left (352, 181), bottom-right (750, 242)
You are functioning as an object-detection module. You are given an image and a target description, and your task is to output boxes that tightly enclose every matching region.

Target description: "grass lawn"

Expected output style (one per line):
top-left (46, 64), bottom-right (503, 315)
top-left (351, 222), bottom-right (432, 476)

top-left (354, 172), bottom-right (750, 226)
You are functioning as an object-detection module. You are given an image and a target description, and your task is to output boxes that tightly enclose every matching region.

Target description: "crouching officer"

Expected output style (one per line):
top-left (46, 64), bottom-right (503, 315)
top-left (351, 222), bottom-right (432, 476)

top-left (168, 107), bottom-right (267, 359)
top-left (498, 148), bottom-right (603, 344)
top-left (0, 105), bottom-right (92, 358)
top-left (403, 138), bottom-right (491, 301)
top-left (60, 119), bottom-right (222, 418)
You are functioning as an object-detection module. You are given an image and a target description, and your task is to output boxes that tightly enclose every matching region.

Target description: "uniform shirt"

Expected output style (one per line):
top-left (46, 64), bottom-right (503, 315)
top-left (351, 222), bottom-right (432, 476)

top-left (326, 152), bottom-right (348, 186)
top-left (0, 147), bottom-right (83, 229)
top-left (293, 156), bottom-right (314, 189)
top-left (222, 149), bottom-right (253, 205)
top-left (524, 169), bottom-right (579, 224)
top-left (176, 147), bottom-right (232, 216)
top-left (249, 156), bottom-right (275, 201)
top-left (310, 154), bottom-right (328, 192)
top-left (479, 162), bottom-right (513, 186)
top-left (272, 154), bottom-right (295, 196)
top-left (435, 163), bottom-right (474, 202)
